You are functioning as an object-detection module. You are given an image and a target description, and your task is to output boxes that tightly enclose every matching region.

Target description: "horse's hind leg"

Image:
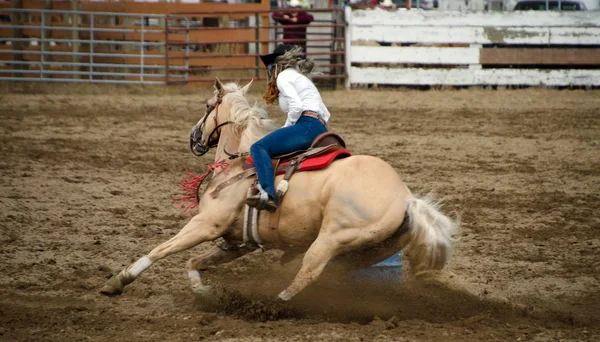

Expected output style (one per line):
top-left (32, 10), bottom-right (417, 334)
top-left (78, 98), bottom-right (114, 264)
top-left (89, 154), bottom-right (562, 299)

top-left (278, 236), bottom-right (341, 301)
top-left (100, 214), bottom-right (225, 296)
top-left (187, 244), bottom-right (250, 295)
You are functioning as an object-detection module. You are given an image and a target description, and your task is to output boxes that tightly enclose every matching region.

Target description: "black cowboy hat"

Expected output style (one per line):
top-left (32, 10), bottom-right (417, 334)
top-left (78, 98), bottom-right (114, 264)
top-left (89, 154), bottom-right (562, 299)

top-left (259, 44), bottom-right (297, 67)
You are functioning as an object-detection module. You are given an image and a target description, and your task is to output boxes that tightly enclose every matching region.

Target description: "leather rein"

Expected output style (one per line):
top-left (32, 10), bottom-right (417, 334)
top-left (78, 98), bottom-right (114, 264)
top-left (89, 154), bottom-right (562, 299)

top-left (190, 97), bottom-right (234, 157)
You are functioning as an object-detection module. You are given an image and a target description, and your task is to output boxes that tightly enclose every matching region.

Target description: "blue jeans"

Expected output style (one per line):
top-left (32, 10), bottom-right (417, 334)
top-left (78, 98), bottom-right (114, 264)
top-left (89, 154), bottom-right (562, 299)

top-left (250, 115), bottom-right (328, 200)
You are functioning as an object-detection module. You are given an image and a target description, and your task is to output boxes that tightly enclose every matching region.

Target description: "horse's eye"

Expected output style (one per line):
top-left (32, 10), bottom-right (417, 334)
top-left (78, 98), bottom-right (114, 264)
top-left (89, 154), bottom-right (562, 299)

top-left (206, 103), bottom-right (210, 109)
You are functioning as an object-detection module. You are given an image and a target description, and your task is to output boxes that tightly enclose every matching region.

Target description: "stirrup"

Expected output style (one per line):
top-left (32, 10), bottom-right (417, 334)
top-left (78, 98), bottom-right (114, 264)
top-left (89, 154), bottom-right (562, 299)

top-left (246, 194), bottom-right (278, 212)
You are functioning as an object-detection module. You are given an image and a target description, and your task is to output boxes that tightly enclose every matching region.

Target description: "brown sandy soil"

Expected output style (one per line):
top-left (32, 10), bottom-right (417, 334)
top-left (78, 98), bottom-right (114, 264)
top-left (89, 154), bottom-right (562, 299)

top-left (0, 83), bottom-right (599, 341)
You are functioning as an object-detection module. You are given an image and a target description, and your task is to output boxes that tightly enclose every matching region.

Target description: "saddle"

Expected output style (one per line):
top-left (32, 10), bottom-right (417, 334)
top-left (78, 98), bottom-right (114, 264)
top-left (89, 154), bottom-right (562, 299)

top-left (244, 132), bottom-right (349, 175)
top-left (209, 132), bottom-right (351, 201)
top-left (273, 131), bottom-right (347, 163)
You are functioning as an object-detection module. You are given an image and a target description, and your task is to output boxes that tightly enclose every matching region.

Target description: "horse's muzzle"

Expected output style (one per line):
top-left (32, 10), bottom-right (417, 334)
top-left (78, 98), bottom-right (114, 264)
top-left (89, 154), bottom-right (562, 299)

top-left (191, 142), bottom-right (209, 156)
top-left (190, 127), bottom-right (208, 156)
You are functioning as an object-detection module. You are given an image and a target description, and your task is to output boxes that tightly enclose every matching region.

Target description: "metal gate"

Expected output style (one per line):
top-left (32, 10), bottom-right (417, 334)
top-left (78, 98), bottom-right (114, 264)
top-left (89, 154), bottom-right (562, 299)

top-left (0, 7), bottom-right (345, 86)
top-left (164, 7), bottom-right (345, 86)
top-left (0, 8), bottom-right (174, 84)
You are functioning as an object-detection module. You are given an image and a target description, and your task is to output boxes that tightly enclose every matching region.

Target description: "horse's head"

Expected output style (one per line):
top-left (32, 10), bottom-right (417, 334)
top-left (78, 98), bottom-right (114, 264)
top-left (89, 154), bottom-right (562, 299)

top-left (189, 78), bottom-right (253, 156)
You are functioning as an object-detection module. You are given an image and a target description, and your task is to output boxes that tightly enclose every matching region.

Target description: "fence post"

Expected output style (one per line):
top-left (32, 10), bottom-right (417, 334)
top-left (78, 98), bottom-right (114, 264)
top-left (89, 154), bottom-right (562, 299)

top-left (10, 0), bottom-right (24, 78)
top-left (42, 0), bottom-right (52, 79)
top-left (41, 10), bottom-right (45, 79)
top-left (90, 13), bottom-right (94, 81)
top-left (335, 9), bottom-right (344, 88)
top-left (71, 0), bottom-right (80, 78)
top-left (141, 15), bottom-right (145, 83)
top-left (164, 14), bottom-right (169, 85)
top-left (344, 6), bottom-right (351, 89)
top-left (260, 12), bottom-right (269, 72)
top-left (184, 16), bottom-right (189, 83)
top-left (255, 12), bottom-right (260, 79)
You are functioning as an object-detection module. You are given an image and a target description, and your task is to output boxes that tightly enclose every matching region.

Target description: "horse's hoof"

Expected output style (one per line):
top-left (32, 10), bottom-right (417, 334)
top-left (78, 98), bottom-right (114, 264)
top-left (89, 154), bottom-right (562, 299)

top-left (100, 275), bottom-right (124, 296)
top-left (192, 284), bottom-right (213, 297)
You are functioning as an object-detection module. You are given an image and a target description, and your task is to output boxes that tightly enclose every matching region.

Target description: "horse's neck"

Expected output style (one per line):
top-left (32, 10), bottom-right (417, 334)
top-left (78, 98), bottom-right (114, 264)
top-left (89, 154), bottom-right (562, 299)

top-left (214, 125), bottom-right (241, 163)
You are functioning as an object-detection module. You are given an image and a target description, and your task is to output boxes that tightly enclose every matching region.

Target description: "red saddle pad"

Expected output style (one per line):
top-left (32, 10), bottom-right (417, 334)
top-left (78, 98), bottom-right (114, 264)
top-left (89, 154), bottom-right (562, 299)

top-left (246, 149), bottom-right (352, 175)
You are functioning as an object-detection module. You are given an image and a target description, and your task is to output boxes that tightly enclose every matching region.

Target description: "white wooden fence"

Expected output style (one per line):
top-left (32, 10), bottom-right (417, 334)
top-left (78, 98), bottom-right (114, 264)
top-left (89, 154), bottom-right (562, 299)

top-left (345, 8), bottom-right (600, 87)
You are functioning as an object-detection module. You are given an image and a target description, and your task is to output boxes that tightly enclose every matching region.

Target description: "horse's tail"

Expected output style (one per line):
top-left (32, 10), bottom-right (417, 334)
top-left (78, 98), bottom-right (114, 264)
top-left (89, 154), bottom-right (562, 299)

top-left (402, 194), bottom-right (459, 276)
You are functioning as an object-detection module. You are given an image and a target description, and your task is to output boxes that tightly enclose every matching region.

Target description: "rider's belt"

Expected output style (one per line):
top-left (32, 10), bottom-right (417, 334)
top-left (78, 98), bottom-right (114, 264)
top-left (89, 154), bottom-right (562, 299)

top-left (301, 111), bottom-right (326, 126)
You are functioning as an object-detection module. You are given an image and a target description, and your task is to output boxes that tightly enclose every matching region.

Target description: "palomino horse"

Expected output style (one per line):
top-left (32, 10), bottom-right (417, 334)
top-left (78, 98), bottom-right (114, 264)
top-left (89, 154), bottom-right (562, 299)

top-left (100, 79), bottom-right (458, 301)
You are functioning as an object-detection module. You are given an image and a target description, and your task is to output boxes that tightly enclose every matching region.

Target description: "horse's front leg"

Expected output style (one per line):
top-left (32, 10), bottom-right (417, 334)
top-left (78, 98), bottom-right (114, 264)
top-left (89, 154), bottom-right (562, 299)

top-left (186, 243), bottom-right (250, 296)
top-left (100, 213), bottom-right (227, 296)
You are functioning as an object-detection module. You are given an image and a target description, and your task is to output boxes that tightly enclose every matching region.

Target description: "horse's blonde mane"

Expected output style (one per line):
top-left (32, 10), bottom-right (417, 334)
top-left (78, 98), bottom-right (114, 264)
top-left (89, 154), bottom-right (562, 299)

top-left (221, 85), bottom-right (279, 153)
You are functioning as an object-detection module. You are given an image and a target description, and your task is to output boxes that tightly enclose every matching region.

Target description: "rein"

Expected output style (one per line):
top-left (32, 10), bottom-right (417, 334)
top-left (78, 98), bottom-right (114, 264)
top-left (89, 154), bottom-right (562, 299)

top-left (190, 98), bottom-right (234, 156)
top-left (173, 159), bottom-right (230, 215)
top-left (174, 151), bottom-right (251, 216)
top-left (206, 100), bottom-right (233, 147)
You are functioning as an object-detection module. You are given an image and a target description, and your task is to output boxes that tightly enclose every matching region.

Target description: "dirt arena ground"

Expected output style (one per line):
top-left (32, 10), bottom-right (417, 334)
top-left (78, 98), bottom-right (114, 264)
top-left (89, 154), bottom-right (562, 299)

top-left (0, 83), bottom-right (598, 341)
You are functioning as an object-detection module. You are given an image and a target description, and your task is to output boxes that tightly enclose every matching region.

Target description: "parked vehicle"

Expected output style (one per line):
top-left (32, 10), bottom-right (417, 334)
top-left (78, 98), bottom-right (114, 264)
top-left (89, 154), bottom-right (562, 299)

top-left (512, 0), bottom-right (588, 10)
top-left (393, 0), bottom-right (437, 9)
top-left (349, 0), bottom-right (437, 10)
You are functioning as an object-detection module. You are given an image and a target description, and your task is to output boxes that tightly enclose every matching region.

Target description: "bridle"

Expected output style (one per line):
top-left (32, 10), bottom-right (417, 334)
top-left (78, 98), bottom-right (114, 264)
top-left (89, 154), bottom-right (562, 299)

top-left (190, 95), bottom-right (234, 156)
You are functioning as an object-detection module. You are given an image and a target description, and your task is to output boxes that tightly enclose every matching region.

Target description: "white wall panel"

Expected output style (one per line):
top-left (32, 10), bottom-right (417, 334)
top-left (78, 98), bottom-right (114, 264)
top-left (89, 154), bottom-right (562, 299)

top-left (350, 9), bottom-right (600, 28)
top-left (349, 67), bottom-right (600, 86)
top-left (351, 26), bottom-right (553, 45)
top-left (346, 8), bottom-right (600, 87)
top-left (350, 46), bottom-right (479, 65)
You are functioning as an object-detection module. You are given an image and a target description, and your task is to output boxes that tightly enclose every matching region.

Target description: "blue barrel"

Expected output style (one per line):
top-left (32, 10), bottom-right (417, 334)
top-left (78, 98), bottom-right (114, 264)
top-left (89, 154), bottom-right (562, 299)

top-left (347, 253), bottom-right (403, 284)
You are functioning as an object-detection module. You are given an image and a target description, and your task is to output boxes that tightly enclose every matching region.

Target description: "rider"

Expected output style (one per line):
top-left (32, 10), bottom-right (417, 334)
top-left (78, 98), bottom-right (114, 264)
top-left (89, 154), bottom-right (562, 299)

top-left (246, 44), bottom-right (330, 212)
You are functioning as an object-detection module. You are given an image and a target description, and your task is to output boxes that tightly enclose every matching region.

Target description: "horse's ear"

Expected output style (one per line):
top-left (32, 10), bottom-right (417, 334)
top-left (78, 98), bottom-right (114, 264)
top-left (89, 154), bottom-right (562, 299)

top-left (240, 79), bottom-right (253, 95)
top-left (214, 78), bottom-right (224, 95)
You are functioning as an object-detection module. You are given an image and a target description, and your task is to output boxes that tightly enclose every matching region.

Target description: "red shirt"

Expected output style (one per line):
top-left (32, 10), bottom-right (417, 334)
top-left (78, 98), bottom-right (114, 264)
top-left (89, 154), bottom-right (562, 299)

top-left (272, 11), bottom-right (314, 41)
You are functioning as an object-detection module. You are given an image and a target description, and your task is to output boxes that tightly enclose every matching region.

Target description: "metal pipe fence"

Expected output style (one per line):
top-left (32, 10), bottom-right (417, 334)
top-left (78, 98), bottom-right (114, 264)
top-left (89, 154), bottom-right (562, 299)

top-left (0, 7), bottom-right (345, 86)
top-left (0, 8), bottom-right (186, 84)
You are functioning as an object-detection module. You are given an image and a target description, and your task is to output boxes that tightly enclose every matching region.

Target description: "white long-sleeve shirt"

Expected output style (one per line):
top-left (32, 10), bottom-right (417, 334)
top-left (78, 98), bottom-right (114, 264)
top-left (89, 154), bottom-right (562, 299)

top-left (276, 68), bottom-right (331, 127)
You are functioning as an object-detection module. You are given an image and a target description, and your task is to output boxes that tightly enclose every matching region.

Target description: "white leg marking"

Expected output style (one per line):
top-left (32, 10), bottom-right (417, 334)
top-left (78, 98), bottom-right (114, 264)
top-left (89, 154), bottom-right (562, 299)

top-left (188, 270), bottom-right (201, 283)
top-left (278, 290), bottom-right (292, 301)
top-left (129, 256), bottom-right (153, 278)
